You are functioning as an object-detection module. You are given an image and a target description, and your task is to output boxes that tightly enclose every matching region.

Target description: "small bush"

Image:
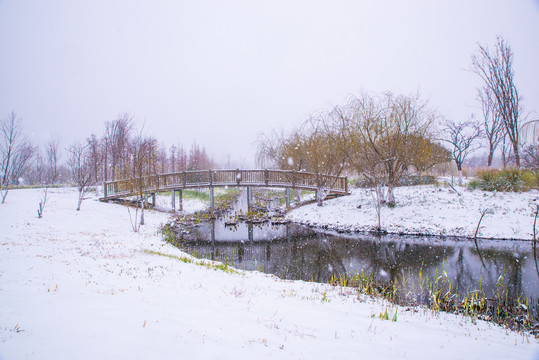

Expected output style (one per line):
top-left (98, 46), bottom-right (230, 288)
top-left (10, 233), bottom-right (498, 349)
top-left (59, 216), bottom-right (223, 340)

top-left (469, 168), bottom-right (539, 192)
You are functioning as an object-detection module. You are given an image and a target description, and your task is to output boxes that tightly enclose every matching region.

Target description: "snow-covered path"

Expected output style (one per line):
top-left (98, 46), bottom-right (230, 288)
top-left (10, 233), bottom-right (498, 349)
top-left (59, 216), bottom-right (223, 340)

top-left (0, 188), bottom-right (537, 359)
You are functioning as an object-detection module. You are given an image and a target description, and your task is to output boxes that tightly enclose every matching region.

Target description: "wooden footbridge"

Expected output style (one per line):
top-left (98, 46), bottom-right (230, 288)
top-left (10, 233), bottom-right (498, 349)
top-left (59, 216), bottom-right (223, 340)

top-left (100, 169), bottom-right (349, 210)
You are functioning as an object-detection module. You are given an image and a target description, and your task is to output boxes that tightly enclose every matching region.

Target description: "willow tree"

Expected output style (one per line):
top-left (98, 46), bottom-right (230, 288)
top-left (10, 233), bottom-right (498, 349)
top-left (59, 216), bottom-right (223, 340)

top-left (300, 116), bottom-right (346, 205)
top-left (256, 113), bottom-right (345, 206)
top-left (339, 92), bottom-right (443, 204)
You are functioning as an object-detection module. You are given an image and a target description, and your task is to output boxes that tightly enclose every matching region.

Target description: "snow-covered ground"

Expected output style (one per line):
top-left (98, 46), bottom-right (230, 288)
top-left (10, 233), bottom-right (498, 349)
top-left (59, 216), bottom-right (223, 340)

top-left (289, 184), bottom-right (539, 240)
top-left (0, 188), bottom-right (538, 359)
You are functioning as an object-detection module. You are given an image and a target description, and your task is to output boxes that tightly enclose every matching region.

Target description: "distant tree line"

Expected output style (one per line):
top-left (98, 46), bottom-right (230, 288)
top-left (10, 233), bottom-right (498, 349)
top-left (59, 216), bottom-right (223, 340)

top-left (0, 111), bottom-right (216, 206)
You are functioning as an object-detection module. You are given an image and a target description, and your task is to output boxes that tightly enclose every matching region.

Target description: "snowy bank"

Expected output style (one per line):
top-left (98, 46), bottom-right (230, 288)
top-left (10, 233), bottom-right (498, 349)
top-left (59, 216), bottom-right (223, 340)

top-left (0, 188), bottom-right (537, 359)
top-left (288, 184), bottom-right (539, 240)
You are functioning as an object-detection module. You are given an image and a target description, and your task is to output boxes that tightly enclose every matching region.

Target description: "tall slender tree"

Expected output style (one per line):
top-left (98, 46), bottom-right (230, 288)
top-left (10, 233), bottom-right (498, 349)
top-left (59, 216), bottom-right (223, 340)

top-left (67, 141), bottom-right (94, 211)
top-left (471, 36), bottom-right (522, 167)
top-left (46, 136), bottom-right (60, 183)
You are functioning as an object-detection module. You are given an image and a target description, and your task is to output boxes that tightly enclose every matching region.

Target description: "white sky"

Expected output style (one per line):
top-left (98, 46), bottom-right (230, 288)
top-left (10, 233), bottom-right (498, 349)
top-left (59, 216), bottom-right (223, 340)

top-left (1, 0), bottom-right (538, 166)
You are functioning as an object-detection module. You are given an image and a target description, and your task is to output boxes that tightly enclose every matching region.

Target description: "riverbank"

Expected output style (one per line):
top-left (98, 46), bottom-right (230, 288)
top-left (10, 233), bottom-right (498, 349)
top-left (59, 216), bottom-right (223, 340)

top-left (1, 188), bottom-right (537, 359)
top-left (288, 184), bottom-right (539, 240)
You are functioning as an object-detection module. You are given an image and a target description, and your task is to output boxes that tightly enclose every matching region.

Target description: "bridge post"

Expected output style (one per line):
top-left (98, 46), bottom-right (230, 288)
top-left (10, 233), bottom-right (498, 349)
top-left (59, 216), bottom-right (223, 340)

top-left (171, 189), bottom-right (176, 211)
top-left (247, 187), bottom-right (252, 210)
top-left (211, 220), bottom-right (216, 245)
top-left (179, 189), bottom-right (183, 211)
top-left (151, 193), bottom-right (156, 207)
top-left (285, 188), bottom-right (290, 209)
top-left (210, 187), bottom-right (214, 211)
top-left (264, 169), bottom-right (269, 186)
top-left (248, 223), bottom-right (253, 243)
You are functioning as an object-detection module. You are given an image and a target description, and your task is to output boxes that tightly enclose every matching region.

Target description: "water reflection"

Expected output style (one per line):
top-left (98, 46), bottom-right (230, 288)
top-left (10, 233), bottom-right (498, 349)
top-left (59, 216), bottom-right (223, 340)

top-left (171, 220), bottom-right (539, 308)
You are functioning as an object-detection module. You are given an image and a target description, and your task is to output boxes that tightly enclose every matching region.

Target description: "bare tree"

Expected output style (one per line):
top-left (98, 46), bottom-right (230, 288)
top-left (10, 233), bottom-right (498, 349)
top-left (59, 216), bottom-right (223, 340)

top-left (67, 141), bottom-right (94, 211)
top-left (157, 144), bottom-right (167, 173)
top-left (187, 141), bottom-right (213, 170)
top-left (478, 87), bottom-right (504, 167)
top-left (471, 36), bottom-right (522, 167)
top-left (86, 134), bottom-right (102, 195)
top-left (125, 133), bottom-right (159, 231)
top-left (46, 136), bottom-right (60, 183)
top-left (442, 118), bottom-right (483, 186)
top-left (29, 150), bottom-right (47, 185)
top-left (177, 143), bottom-right (187, 171)
top-left (103, 114), bottom-right (133, 181)
top-left (1, 112), bottom-right (35, 203)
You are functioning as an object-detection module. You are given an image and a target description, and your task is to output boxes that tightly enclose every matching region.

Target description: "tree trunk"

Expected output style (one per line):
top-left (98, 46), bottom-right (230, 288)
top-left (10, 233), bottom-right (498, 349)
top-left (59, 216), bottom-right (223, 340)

top-left (458, 169), bottom-right (464, 186)
top-left (387, 185), bottom-right (395, 205)
top-left (376, 184), bottom-right (386, 203)
top-left (140, 198), bottom-right (145, 226)
top-left (76, 190), bottom-right (83, 211)
top-left (487, 150), bottom-right (494, 167)
top-left (316, 188), bottom-right (330, 207)
top-left (513, 142), bottom-right (520, 168)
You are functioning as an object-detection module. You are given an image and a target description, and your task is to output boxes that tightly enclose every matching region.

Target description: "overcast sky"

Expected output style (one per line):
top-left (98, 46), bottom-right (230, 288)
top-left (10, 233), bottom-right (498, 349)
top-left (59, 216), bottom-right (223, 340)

top-left (1, 0), bottom-right (538, 166)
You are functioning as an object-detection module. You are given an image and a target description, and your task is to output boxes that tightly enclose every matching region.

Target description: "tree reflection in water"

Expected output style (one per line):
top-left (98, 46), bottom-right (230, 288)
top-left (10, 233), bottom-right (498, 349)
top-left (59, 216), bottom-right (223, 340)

top-left (170, 220), bottom-right (538, 313)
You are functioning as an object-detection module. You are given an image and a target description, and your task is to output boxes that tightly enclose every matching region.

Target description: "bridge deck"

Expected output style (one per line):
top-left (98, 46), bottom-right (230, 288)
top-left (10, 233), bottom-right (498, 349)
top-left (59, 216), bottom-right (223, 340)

top-left (100, 169), bottom-right (349, 201)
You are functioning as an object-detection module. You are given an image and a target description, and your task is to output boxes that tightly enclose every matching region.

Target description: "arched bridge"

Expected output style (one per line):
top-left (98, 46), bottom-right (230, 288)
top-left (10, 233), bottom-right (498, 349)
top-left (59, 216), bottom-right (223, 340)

top-left (101, 169), bottom-right (349, 209)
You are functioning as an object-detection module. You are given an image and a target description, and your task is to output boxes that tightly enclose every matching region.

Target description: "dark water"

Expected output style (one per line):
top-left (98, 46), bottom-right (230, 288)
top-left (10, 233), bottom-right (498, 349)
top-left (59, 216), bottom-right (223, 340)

top-left (170, 219), bottom-right (539, 309)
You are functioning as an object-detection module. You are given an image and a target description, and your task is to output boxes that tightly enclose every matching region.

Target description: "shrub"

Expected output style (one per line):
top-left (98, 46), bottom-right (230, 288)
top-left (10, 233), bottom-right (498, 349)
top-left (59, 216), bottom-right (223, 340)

top-left (469, 168), bottom-right (539, 192)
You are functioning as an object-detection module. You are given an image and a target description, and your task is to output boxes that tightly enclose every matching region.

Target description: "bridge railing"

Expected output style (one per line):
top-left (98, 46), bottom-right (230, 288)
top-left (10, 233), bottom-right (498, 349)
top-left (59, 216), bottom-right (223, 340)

top-left (102, 169), bottom-right (348, 200)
